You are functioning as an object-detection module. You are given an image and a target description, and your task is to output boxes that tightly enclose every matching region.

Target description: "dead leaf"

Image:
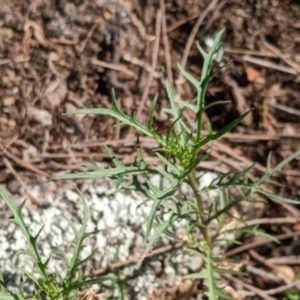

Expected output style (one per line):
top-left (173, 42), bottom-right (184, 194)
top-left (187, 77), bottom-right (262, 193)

top-left (48, 52), bottom-right (60, 75)
top-left (245, 67), bottom-right (265, 83)
top-left (0, 27), bottom-right (13, 41)
top-left (274, 265), bottom-right (295, 282)
top-left (27, 106), bottom-right (53, 127)
top-left (43, 78), bottom-right (61, 99)
top-left (224, 285), bottom-right (244, 300)
top-left (3, 97), bottom-right (15, 106)
top-left (293, 223), bottom-right (300, 231)
top-left (24, 20), bottom-right (48, 48)
top-left (46, 84), bottom-right (67, 108)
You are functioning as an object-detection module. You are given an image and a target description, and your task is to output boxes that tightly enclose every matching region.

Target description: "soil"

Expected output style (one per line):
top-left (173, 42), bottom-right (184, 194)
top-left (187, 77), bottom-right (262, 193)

top-left (1, 0), bottom-right (300, 299)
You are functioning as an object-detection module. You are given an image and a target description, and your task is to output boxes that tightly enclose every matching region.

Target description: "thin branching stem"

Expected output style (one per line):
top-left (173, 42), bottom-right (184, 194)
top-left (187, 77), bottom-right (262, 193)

top-left (187, 172), bottom-right (209, 243)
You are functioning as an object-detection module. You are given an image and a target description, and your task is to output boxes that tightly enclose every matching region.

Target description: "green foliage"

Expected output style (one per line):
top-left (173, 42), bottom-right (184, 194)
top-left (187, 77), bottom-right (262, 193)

top-left (0, 188), bottom-right (113, 299)
top-left (1, 29), bottom-right (299, 299)
top-left (51, 29), bottom-right (300, 299)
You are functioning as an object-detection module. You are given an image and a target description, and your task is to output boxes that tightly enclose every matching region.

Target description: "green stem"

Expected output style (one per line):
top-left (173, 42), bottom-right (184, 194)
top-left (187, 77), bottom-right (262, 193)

top-left (187, 172), bottom-right (209, 243)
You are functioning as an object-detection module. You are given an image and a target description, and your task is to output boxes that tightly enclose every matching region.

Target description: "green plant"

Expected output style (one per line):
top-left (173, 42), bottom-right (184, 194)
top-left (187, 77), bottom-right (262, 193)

top-left (1, 29), bottom-right (299, 299)
top-left (51, 29), bottom-right (300, 299)
top-left (0, 188), bottom-right (113, 300)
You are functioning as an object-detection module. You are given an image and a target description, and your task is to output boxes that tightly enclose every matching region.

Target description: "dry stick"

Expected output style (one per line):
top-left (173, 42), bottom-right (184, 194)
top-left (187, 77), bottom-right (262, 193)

top-left (264, 282), bottom-right (300, 296)
top-left (160, 0), bottom-right (173, 85)
top-left (136, 10), bottom-right (162, 121)
top-left (244, 217), bottom-right (298, 227)
top-left (267, 256), bottom-right (300, 265)
top-left (2, 148), bottom-right (50, 178)
top-left (3, 157), bottom-right (48, 207)
top-left (224, 274), bottom-right (276, 300)
top-left (213, 131), bottom-right (300, 141)
top-left (249, 249), bottom-right (281, 270)
top-left (225, 231), bottom-right (300, 258)
top-left (79, 17), bottom-right (102, 54)
top-left (267, 99), bottom-right (300, 117)
top-left (176, 0), bottom-right (219, 91)
top-left (249, 250), bottom-right (300, 289)
top-left (167, 12), bottom-right (203, 33)
top-left (246, 265), bottom-right (282, 284)
top-left (220, 217), bottom-right (298, 234)
top-left (91, 57), bottom-right (137, 78)
top-left (243, 55), bottom-right (298, 75)
top-left (262, 39), bottom-right (300, 73)
top-left (224, 47), bottom-right (296, 58)
top-left (87, 242), bottom-right (185, 278)
top-left (49, 38), bottom-right (78, 45)
top-left (122, 52), bottom-right (161, 78)
top-left (235, 281), bottom-right (300, 298)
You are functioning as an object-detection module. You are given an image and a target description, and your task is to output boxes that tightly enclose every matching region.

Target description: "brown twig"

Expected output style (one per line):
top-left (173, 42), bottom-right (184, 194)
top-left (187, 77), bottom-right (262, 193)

top-left (3, 157), bottom-right (48, 207)
top-left (86, 242), bottom-right (185, 278)
top-left (136, 9), bottom-right (162, 120)
top-left (2, 148), bottom-right (50, 178)
top-left (267, 256), bottom-right (300, 265)
top-left (91, 57), bottom-right (137, 79)
top-left (225, 231), bottom-right (300, 258)
top-left (243, 55), bottom-right (298, 75)
top-left (262, 39), bottom-right (300, 73)
top-left (224, 47), bottom-right (298, 58)
top-left (167, 12), bottom-right (203, 33)
top-left (220, 217), bottom-right (298, 234)
top-left (224, 274), bottom-right (276, 300)
top-left (160, 0), bottom-right (173, 85)
top-left (79, 17), bottom-right (102, 54)
top-left (266, 99), bottom-right (300, 117)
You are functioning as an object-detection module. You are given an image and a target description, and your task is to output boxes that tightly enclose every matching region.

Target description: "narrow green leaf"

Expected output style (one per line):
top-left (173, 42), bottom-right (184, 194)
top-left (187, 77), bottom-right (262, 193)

top-left (177, 63), bottom-right (199, 88)
top-left (145, 197), bottom-right (164, 242)
top-left (147, 94), bottom-right (158, 130)
top-left (181, 153), bottom-right (209, 178)
top-left (52, 161), bottom-right (153, 182)
top-left (172, 97), bottom-right (197, 113)
top-left (256, 188), bottom-right (300, 204)
top-left (74, 248), bottom-right (98, 269)
top-left (269, 150), bottom-right (300, 174)
top-left (186, 248), bottom-right (207, 262)
top-left (185, 270), bottom-right (208, 280)
top-left (146, 219), bottom-right (174, 252)
top-left (211, 109), bottom-right (252, 140)
top-left (238, 226), bottom-right (279, 243)
top-left (154, 152), bottom-right (178, 173)
top-left (104, 146), bottom-right (125, 170)
top-left (19, 269), bottom-right (42, 289)
top-left (204, 100), bottom-right (231, 111)
top-left (64, 277), bottom-right (114, 295)
top-left (0, 292), bottom-right (17, 300)
top-left (89, 157), bottom-right (100, 171)
top-left (195, 109), bottom-right (253, 148)
top-left (136, 136), bottom-right (147, 169)
top-left (197, 45), bottom-right (208, 60)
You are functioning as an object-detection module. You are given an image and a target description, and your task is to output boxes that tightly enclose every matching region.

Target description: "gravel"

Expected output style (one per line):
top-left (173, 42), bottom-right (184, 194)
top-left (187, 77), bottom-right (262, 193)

top-left (0, 172), bottom-right (220, 298)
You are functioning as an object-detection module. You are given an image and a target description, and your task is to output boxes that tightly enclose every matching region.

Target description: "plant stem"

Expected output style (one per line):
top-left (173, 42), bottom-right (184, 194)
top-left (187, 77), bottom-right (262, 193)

top-left (187, 172), bottom-right (209, 243)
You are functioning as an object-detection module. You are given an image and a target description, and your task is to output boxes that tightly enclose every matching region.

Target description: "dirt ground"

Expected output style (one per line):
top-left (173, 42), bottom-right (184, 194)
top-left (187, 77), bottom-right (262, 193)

top-left (1, 0), bottom-right (300, 299)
